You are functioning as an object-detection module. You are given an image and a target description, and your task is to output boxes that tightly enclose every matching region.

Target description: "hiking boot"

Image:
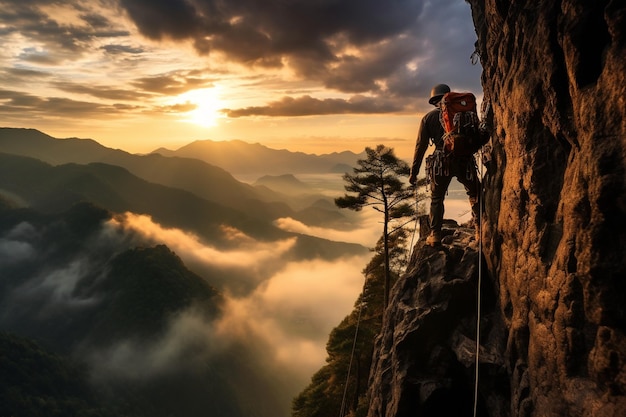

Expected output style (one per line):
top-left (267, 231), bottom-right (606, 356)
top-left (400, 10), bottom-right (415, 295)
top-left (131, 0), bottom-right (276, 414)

top-left (426, 230), bottom-right (441, 246)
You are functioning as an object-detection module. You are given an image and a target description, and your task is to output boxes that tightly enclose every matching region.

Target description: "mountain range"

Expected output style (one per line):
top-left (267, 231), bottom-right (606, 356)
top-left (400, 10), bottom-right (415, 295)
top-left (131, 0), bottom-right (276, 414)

top-left (152, 138), bottom-right (362, 175)
top-left (0, 127), bottom-right (360, 229)
top-left (0, 127), bottom-right (372, 417)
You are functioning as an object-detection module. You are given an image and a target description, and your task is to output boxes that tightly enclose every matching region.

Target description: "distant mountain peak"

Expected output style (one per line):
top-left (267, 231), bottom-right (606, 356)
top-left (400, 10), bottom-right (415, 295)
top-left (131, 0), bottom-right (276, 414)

top-left (150, 138), bottom-right (361, 175)
top-left (253, 173), bottom-right (312, 195)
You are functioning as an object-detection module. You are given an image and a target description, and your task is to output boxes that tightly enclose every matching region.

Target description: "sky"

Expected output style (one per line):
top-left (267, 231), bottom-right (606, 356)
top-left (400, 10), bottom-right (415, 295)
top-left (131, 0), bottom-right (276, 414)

top-left (0, 0), bottom-right (483, 159)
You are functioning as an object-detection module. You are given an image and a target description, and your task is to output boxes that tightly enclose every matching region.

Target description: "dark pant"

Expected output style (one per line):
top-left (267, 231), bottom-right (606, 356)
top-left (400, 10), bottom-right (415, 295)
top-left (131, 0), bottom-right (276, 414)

top-left (429, 157), bottom-right (481, 232)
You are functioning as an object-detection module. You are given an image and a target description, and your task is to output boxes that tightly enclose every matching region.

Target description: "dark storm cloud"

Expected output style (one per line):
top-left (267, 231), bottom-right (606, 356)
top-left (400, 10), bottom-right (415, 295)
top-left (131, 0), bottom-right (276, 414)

top-left (120, 0), bottom-right (421, 51)
top-left (118, 0), bottom-right (424, 79)
top-left (0, 0), bottom-right (483, 119)
top-left (80, 12), bottom-right (114, 29)
top-left (53, 81), bottom-right (154, 101)
top-left (0, 88), bottom-right (125, 117)
top-left (224, 94), bottom-right (401, 117)
top-left (0, 90), bottom-right (46, 109)
top-left (2, 67), bottom-right (53, 85)
top-left (0, 87), bottom-right (194, 120)
top-left (0, 64), bottom-right (190, 112)
top-left (17, 48), bottom-right (60, 65)
top-left (0, 1), bottom-right (129, 58)
top-left (132, 73), bottom-right (212, 94)
top-left (31, 97), bottom-right (111, 115)
top-left (101, 44), bottom-right (146, 55)
top-left (117, 0), bottom-right (481, 97)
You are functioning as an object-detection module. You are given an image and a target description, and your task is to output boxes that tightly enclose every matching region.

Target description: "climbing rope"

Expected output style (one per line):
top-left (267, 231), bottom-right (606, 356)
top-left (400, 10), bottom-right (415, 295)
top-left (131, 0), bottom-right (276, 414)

top-left (473, 147), bottom-right (485, 417)
top-left (405, 187), bottom-right (421, 272)
top-left (339, 300), bottom-right (365, 417)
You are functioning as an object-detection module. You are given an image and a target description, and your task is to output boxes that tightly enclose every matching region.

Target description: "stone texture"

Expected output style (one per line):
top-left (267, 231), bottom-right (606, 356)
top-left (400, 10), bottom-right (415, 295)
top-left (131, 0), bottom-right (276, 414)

top-left (367, 223), bottom-right (508, 417)
top-left (366, 1), bottom-right (625, 416)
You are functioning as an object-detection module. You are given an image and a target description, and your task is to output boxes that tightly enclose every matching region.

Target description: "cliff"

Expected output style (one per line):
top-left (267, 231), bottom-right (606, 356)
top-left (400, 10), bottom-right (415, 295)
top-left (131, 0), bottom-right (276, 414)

top-left (366, 1), bottom-right (626, 416)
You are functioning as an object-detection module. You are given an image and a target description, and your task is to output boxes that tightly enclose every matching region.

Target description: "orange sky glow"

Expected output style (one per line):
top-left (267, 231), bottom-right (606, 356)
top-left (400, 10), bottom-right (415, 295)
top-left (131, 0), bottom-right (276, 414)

top-left (0, 0), bottom-right (483, 160)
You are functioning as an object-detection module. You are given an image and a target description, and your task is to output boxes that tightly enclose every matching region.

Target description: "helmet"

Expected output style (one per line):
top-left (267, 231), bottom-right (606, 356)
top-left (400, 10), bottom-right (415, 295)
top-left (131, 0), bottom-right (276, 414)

top-left (428, 83), bottom-right (450, 105)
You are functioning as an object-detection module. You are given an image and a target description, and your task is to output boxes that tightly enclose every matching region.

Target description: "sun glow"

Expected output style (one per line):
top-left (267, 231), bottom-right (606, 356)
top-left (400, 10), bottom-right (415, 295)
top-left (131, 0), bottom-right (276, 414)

top-left (177, 87), bottom-right (225, 127)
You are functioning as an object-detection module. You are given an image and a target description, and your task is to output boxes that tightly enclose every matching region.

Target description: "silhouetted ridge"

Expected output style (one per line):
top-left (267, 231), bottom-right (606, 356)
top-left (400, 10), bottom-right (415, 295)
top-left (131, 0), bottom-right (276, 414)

top-left (83, 244), bottom-right (222, 346)
top-left (154, 138), bottom-right (363, 175)
top-left (0, 152), bottom-right (277, 243)
top-left (0, 128), bottom-right (354, 223)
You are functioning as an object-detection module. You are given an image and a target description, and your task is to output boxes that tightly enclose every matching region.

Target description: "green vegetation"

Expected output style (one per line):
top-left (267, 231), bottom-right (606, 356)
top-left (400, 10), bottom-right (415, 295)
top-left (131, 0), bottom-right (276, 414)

top-left (292, 240), bottom-right (390, 417)
top-left (295, 144), bottom-right (428, 417)
top-left (335, 145), bottom-right (424, 307)
top-left (83, 244), bottom-right (222, 346)
top-left (0, 332), bottom-right (120, 417)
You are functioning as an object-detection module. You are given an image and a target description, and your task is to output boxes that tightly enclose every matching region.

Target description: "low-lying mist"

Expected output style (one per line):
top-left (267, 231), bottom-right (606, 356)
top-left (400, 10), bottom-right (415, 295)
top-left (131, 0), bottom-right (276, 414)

top-left (0, 209), bottom-right (371, 416)
top-left (106, 212), bottom-right (371, 377)
top-left (0, 168), bottom-right (476, 416)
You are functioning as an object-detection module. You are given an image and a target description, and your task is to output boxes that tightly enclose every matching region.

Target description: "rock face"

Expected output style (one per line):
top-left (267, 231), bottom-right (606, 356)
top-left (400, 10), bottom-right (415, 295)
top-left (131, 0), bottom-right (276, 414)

top-left (366, 1), bottom-right (625, 416)
top-left (367, 223), bottom-right (508, 417)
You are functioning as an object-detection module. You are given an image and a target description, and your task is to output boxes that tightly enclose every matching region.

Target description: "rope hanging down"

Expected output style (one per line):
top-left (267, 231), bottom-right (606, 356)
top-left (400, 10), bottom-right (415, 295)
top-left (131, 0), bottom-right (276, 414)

top-left (339, 300), bottom-right (365, 417)
top-left (405, 187), bottom-right (421, 271)
top-left (473, 146), bottom-right (485, 417)
top-left (396, 136), bottom-right (487, 416)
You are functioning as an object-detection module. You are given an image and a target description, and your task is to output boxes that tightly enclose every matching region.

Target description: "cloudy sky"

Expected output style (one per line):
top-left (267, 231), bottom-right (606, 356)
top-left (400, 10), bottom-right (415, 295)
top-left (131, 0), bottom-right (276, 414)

top-left (0, 0), bottom-right (482, 158)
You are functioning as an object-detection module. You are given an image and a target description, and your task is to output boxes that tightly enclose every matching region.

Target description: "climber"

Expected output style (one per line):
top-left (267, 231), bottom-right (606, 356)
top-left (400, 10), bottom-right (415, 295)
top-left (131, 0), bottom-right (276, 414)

top-left (408, 83), bottom-right (483, 246)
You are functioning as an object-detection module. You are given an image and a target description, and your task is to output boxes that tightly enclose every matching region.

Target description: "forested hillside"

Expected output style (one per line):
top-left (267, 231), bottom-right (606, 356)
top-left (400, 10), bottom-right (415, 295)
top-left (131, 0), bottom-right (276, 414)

top-left (0, 131), bottom-right (372, 417)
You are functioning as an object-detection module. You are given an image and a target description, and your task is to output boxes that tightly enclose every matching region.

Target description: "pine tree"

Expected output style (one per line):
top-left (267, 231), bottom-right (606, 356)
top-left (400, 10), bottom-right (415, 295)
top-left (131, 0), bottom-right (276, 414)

top-left (335, 144), bottom-right (424, 307)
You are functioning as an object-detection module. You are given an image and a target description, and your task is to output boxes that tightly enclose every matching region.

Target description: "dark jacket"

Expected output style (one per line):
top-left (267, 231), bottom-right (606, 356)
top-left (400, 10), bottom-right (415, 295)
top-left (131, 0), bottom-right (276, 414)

top-left (410, 108), bottom-right (444, 179)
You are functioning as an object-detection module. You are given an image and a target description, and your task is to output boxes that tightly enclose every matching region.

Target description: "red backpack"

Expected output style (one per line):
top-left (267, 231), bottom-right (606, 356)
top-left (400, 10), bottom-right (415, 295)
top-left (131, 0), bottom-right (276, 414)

top-left (439, 92), bottom-right (482, 156)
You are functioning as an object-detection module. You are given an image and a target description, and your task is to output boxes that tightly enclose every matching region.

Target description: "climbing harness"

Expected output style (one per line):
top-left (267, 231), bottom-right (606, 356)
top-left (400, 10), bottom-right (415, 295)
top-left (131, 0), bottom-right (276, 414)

top-left (425, 149), bottom-right (449, 185)
top-left (339, 300), bottom-right (365, 417)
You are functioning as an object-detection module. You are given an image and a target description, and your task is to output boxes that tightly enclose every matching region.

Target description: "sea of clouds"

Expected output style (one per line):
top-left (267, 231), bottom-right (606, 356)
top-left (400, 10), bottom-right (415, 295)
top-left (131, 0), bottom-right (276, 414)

top-left (0, 170), bottom-right (476, 415)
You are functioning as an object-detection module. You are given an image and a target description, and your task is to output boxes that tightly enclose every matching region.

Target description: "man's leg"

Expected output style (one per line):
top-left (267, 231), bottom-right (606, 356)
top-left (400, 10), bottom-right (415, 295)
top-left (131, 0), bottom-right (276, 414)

top-left (428, 173), bottom-right (452, 245)
top-left (456, 161), bottom-right (482, 238)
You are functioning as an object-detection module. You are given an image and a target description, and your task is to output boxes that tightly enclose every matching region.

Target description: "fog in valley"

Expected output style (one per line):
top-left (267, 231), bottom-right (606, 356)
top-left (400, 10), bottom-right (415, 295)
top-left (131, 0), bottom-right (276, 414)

top-left (102, 210), bottom-right (373, 378)
top-left (0, 142), bottom-right (479, 416)
top-left (0, 170), bottom-right (381, 415)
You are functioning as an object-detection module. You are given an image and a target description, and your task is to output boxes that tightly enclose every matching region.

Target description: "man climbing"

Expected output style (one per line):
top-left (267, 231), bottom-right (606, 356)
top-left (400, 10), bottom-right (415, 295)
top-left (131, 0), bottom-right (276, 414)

top-left (408, 83), bottom-right (483, 246)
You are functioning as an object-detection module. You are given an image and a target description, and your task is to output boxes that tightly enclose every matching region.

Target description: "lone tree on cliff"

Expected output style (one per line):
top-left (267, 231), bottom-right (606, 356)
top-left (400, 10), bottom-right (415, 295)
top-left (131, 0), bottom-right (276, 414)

top-left (335, 144), bottom-right (423, 307)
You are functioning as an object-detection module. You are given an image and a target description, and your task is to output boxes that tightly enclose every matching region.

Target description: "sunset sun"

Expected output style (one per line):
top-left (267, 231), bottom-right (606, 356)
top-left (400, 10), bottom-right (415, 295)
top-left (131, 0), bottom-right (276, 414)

top-left (179, 87), bottom-right (224, 127)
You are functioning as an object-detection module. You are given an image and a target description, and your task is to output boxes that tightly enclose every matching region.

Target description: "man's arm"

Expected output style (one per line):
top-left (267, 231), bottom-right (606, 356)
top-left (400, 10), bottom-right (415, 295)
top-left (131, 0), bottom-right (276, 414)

top-left (409, 127), bottom-right (429, 184)
top-left (409, 110), bottom-right (440, 184)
